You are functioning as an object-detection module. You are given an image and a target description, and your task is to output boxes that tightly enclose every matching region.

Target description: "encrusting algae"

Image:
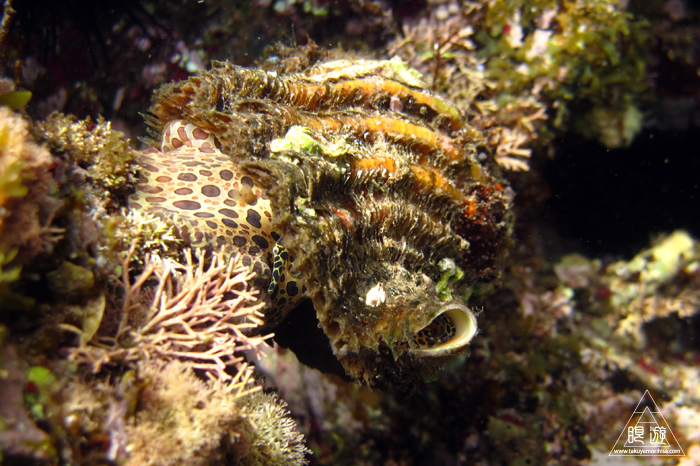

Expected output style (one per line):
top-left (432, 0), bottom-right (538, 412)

top-left (0, 107), bottom-right (55, 310)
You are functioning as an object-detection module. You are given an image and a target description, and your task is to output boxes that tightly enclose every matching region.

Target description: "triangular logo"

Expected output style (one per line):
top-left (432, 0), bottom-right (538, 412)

top-left (609, 390), bottom-right (685, 456)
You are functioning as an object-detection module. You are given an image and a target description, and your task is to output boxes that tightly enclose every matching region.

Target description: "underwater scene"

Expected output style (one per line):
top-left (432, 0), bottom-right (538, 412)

top-left (0, 0), bottom-right (699, 464)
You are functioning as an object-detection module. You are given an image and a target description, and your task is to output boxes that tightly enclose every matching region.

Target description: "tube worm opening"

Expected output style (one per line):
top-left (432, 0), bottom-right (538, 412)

top-left (409, 304), bottom-right (478, 356)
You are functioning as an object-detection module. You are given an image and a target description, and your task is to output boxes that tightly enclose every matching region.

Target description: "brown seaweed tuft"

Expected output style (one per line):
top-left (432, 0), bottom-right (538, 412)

top-left (70, 245), bottom-right (272, 381)
top-left (35, 112), bottom-right (139, 198)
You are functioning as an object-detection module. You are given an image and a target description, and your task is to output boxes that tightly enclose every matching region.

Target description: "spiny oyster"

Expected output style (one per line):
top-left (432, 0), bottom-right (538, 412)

top-left (131, 47), bottom-right (512, 387)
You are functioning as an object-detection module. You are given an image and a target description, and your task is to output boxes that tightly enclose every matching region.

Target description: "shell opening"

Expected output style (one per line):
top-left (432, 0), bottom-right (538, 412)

top-left (410, 304), bottom-right (478, 356)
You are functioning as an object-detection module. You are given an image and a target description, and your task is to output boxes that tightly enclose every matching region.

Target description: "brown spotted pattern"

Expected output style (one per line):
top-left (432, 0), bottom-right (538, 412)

top-left (129, 121), bottom-right (305, 325)
top-left (412, 313), bottom-right (456, 348)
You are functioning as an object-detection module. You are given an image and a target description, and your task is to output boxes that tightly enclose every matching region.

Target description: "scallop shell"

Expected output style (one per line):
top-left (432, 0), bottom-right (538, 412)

top-left (132, 48), bottom-right (512, 387)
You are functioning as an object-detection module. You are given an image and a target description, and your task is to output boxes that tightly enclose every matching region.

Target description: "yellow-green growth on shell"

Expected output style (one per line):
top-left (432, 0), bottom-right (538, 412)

top-left (270, 125), bottom-right (349, 159)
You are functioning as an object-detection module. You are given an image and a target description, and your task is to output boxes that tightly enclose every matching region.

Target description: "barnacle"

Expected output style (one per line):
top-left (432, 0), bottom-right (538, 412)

top-left (131, 49), bottom-right (512, 387)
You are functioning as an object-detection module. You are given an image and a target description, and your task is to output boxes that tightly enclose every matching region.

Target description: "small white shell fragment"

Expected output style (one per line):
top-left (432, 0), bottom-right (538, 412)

top-left (365, 282), bottom-right (386, 307)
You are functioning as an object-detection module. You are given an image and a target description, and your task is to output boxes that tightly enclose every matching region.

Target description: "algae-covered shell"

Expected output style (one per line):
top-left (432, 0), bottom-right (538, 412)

top-left (133, 48), bottom-right (512, 387)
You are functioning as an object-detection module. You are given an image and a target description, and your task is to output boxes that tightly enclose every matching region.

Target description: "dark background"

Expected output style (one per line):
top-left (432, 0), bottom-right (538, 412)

top-left (544, 128), bottom-right (700, 258)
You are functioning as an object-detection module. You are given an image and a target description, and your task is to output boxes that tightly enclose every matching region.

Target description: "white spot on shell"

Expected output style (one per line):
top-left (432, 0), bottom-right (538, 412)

top-left (365, 282), bottom-right (386, 307)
